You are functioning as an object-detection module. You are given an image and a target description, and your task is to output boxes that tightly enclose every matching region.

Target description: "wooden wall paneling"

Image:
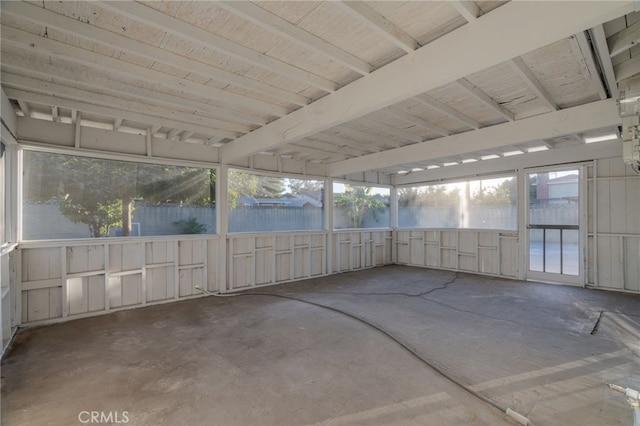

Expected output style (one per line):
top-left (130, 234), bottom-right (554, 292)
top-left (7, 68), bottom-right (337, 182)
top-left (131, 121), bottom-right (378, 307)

top-left (477, 232), bottom-right (498, 275)
top-left (409, 231), bottom-right (423, 265)
top-left (624, 237), bottom-right (640, 292)
top-left (609, 180), bottom-right (627, 234)
top-left (499, 234), bottom-right (518, 277)
top-left (396, 231), bottom-right (409, 264)
top-left (255, 236), bottom-right (274, 285)
top-left (458, 231), bottom-right (477, 272)
top-left (294, 234), bottom-right (310, 279)
top-left (207, 239), bottom-right (219, 292)
top-left (276, 235), bottom-right (292, 282)
top-left (67, 245), bottom-right (104, 275)
top-left (440, 231), bottom-right (457, 269)
top-left (626, 179), bottom-right (640, 233)
top-left (351, 232), bottom-right (362, 270)
top-left (310, 234), bottom-right (325, 276)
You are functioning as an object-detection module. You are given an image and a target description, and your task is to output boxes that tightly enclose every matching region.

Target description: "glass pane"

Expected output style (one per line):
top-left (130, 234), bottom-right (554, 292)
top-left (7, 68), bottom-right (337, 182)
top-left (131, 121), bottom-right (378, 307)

top-left (23, 151), bottom-right (216, 239)
top-left (528, 170), bottom-right (579, 226)
top-left (398, 176), bottom-right (516, 229)
top-left (544, 229), bottom-right (561, 274)
top-left (529, 229), bottom-right (544, 272)
top-left (228, 171), bottom-right (324, 233)
top-left (333, 183), bottom-right (390, 229)
top-left (562, 229), bottom-right (579, 276)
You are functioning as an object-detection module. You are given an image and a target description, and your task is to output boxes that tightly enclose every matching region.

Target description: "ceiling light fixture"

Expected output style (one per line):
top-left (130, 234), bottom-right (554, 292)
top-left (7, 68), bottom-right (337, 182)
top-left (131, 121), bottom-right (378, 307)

top-left (584, 133), bottom-right (618, 143)
top-left (462, 158), bottom-right (478, 163)
top-left (480, 154), bottom-right (500, 160)
top-left (527, 146), bottom-right (549, 153)
top-left (503, 150), bottom-right (524, 157)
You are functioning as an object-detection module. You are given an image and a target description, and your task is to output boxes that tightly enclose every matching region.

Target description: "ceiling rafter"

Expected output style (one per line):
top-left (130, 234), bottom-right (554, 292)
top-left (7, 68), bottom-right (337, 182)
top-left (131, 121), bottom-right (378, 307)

top-left (360, 118), bottom-right (425, 143)
top-left (0, 74), bottom-right (250, 136)
top-left (96, 1), bottom-right (338, 93)
top-left (508, 57), bottom-right (558, 111)
top-left (414, 94), bottom-right (482, 130)
top-left (17, 99), bottom-right (31, 117)
top-left (589, 25), bottom-right (619, 100)
top-left (456, 78), bottom-right (515, 122)
top-left (336, 1), bottom-right (418, 53)
top-left (113, 118), bottom-right (123, 131)
top-left (167, 129), bottom-right (182, 140)
top-left (0, 53), bottom-right (268, 127)
top-left (326, 99), bottom-right (620, 176)
top-left (337, 124), bottom-right (403, 148)
top-left (1, 26), bottom-right (288, 118)
top-left (2, 1), bottom-right (309, 108)
top-left (51, 106), bottom-right (60, 122)
top-left (219, 1), bottom-right (633, 163)
top-left (180, 132), bottom-right (194, 143)
top-left (303, 137), bottom-right (372, 157)
top-left (607, 19), bottom-right (640, 57)
top-left (317, 130), bottom-right (384, 152)
top-left (571, 31), bottom-right (608, 100)
top-left (451, 1), bottom-right (481, 23)
top-left (614, 54), bottom-right (640, 81)
top-left (4, 88), bottom-right (236, 141)
top-left (385, 108), bottom-right (451, 137)
top-left (218, 1), bottom-right (372, 76)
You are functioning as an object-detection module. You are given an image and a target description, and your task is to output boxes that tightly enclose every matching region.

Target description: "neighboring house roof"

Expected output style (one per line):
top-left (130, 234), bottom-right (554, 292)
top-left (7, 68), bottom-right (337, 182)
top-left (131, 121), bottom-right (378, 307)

top-left (236, 194), bottom-right (322, 208)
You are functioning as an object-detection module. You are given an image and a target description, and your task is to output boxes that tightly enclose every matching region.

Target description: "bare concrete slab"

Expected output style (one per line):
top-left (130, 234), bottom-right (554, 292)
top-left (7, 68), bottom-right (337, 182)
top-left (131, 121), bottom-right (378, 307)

top-left (3, 265), bottom-right (639, 426)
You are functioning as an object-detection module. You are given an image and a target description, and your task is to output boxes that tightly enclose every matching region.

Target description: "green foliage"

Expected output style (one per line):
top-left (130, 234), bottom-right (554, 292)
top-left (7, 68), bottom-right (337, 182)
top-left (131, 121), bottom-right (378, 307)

top-left (228, 171), bottom-right (287, 207)
top-left (398, 185), bottom-right (459, 207)
top-left (334, 185), bottom-right (386, 228)
top-left (174, 217), bottom-right (207, 234)
top-left (471, 178), bottom-right (516, 205)
top-left (24, 151), bottom-right (214, 237)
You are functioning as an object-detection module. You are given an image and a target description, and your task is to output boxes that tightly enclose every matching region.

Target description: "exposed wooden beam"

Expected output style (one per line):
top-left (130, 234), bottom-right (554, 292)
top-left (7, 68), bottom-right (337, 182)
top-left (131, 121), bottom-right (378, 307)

top-left (113, 118), bottom-right (123, 131)
top-left (326, 99), bottom-right (620, 176)
top-left (316, 130), bottom-right (382, 152)
top-left (337, 1), bottom-right (418, 53)
top-left (96, 1), bottom-right (338, 93)
top-left (218, 1), bottom-right (372, 75)
top-left (1, 1), bottom-right (309, 107)
top-left (303, 137), bottom-right (372, 157)
top-left (150, 124), bottom-right (161, 136)
top-left (74, 112), bottom-right (82, 148)
top-left (589, 25), bottom-right (619, 99)
top-left (180, 132), bottom-right (194, 142)
top-left (451, 1), bottom-right (481, 23)
top-left (508, 57), bottom-right (558, 111)
top-left (4, 88), bottom-right (234, 141)
top-left (1, 73), bottom-right (246, 138)
top-left (167, 129), bottom-right (182, 141)
top-left (337, 124), bottom-right (402, 148)
top-left (16, 99), bottom-right (31, 117)
top-left (1, 26), bottom-right (289, 117)
top-left (51, 106), bottom-right (59, 122)
top-left (385, 108), bottom-right (451, 137)
top-left (220, 1), bottom-right (634, 163)
top-left (607, 19), bottom-right (640, 57)
top-left (572, 31), bottom-right (608, 100)
top-left (70, 109), bottom-right (77, 124)
top-left (1, 53), bottom-right (268, 126)
top-left (614, 54), bottom-right (640, 81)
top-left (456, 78), bottom-right (514, 121)
top-left (414, 94), bottom-right (482, 130)
top-left (361, 118), bottom-right (426, 143)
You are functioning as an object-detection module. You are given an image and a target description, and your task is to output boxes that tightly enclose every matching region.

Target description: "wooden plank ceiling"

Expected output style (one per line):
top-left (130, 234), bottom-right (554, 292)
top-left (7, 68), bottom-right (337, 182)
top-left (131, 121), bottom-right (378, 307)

top-left (1, 1), bottom-right (638, 177)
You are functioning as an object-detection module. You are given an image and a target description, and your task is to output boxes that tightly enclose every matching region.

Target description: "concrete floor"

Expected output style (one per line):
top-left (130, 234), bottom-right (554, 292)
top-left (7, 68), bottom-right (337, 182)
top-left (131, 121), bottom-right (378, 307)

top-left (2, 266), bottom-right (640, 426)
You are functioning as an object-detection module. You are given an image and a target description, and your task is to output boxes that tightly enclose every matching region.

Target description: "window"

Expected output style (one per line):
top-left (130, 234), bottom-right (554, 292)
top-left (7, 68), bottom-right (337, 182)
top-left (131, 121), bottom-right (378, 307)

top-left (333, 182), bottom-right (390, 229)
top-left (398, 176), bottom-right (516, 230)
top-left (228, 170), bottom-right (324, 233)
top-left (22, 150), bottom-right (216, 240)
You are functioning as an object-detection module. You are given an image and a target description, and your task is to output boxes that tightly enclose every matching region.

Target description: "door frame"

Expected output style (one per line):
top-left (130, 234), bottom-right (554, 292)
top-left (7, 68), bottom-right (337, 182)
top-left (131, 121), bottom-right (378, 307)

top-left (523, 164), bottom-right (587, 286)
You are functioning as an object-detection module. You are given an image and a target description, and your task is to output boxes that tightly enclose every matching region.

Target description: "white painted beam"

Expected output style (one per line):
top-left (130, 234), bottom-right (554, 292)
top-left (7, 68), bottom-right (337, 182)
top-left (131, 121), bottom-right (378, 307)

top-left (337, 1), bottom-right (418, 53)
top-left (70, 109), bottom-right (77, 125)
top-left (393, 139), bottom-right (621, 185)
top-left (16, 100), bottom-right (31, 117)
top-left (608, 19), bottom-right (640, 57)
top-left (220, 1), bottom-right (633, 163)
top-left (51, 106), bottom-right (60, 122)
top-left (614, 53), bottom-right (640, 81)
top-left (509, 57), bottom-right (558, 111)
top-left (456, 78), bottom-right (514, 121)
top-left (0, 87), bottom-right (17, 140)
top-left (1, 53), bottom-right (269, 127)
top-left (0, 27), bottom-right (289, 118)
top-left (2, 1), bottom-right (308, 107)
top-left (150, 125), bottom-right (161, 136)
top-left (340, 123), bottom-right (403, 148)
top-left (451, 1), bottom-right (481, 23)
top-left (414, 94), bottom-right (482, 129)
top-left (1, 74), bottom-right (243, 138)
top-left (326, 99), bottom-right (620, 176)
top-left (386, 108), bottom-right (450, 136)
top-left (113, 118), bottom-right (123, 132)
top-left (96, 1), bottom-right (337, 93)
top-left (572, 31), bottom-right (608, 100)
top-left (218, 1), bottom-right (372, 76)
top-left (4, 88), bottom-right (234, 142)
top-left (167, 129), bottom-right (182, 141)
top-left (589, 25), bottom-right (619, 100)
top-left (180, 132), bottom-right (194, 143)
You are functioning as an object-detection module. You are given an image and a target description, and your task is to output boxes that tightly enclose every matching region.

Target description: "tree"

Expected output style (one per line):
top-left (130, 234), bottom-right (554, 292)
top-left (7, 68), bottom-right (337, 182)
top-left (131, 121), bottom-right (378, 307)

top-left (24, 151), bottom-right (213, 237)
top-left (471, 178), bottom-right (516, 205)
top-left (334, 185), bottom-right (386, 228)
